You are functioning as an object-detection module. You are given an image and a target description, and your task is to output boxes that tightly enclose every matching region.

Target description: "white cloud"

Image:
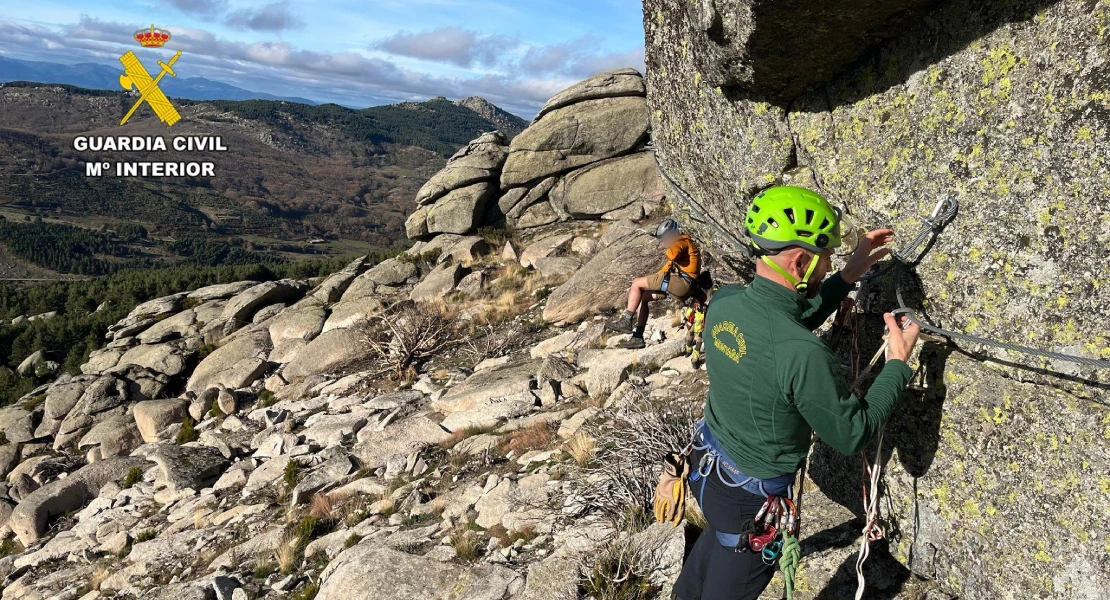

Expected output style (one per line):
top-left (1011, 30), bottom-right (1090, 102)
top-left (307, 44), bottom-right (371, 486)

top-left (167, 0), bottom-right (228, 17)
top-left (225, 2), bottom-right (305, 32)
top-left (375, 27), bottom-right (518, 67)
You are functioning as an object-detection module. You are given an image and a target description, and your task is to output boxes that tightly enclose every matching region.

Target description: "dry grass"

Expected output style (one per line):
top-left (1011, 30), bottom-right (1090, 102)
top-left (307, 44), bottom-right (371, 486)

top-left (275, 531), bottom-right (300, 575)
top-left (440, 424), bottom-right (494, 450)
top-left (500, 421), bottom-right (557, 455)
top-left (449, 526), bottom-right (482, 562)
top-left (88, 564), bottom-right (112, 591)
top-left (374, 497), bottom-right (397, 516)
top-left (337, 493), bottom-right (371, 527)
top-left (309, 493), bottom-right (336, 521)
top-left (566, 431), bottom-right (598, 466)
top-left (685, 501), bottom-right (707, 530)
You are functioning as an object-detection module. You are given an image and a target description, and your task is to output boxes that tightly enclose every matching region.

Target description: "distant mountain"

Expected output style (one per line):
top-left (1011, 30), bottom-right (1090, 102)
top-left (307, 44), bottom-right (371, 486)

top-left (454, 96), bottom-right (529, 136)
top-left (0, 55), bottom-right (317, 104)
top-left (0, 82), bottom-right (526, 251)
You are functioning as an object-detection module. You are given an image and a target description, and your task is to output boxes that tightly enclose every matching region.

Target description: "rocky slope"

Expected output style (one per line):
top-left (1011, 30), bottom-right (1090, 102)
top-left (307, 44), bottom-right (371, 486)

top-left (0, 70), bottom-right (716, 600)
top-left (0, 219), bottom-right (705, 600)
top-left (644, 0), bottom-right (1110, 597)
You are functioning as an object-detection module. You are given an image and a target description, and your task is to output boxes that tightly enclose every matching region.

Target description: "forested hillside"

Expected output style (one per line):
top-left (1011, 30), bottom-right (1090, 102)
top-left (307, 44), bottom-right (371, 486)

top-left (0, 83), bottom-right (526, 255)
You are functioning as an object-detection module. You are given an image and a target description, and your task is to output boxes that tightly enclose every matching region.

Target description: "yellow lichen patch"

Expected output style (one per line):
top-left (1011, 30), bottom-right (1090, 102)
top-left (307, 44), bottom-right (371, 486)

top-left (962, 499), bottom-right (981, 520)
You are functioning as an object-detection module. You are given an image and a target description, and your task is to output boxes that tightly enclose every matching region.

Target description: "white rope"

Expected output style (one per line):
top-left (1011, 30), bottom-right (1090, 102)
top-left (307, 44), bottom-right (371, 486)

top-left (850, 338), bottom-right (891, 600)
top-left (855, 428), bottom-right (885, 600)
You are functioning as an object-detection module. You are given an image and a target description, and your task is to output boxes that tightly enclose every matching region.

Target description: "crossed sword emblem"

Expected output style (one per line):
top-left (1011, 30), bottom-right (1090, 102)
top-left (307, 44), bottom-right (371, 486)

top-left (118, 50), bottom-right (182, 126)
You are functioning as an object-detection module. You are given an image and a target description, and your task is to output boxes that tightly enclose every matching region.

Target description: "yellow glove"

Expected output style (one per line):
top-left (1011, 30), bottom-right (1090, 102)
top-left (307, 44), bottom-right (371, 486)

top-left (653, 452), bottom-right (690, 526)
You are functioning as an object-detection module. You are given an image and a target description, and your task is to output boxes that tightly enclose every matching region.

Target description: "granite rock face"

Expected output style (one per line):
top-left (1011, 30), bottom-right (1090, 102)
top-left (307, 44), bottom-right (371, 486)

top-left (645, 0), bottom-right (1110, 596)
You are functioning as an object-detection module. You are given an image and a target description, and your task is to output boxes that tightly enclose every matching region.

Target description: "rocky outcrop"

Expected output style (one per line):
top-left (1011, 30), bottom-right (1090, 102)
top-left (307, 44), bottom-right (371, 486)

top-left (0, 212), bottom-right (711, 600)
top-left (500, 96), bottom-right (650, 189)
top-left (645, 0), bottom-right (1110, 596)
top-left (406, 69), bottom-right (664, 239)
top-left (549, 151), bottom-right (665, 219)
top-left (415, 131), bottom-right (508, 206)
top-left (455, 96), bottom-right (529, 137)
top-left (406, 132), bottom-right (507, 238)
top-left (535, 67), bottom-right (647, 120)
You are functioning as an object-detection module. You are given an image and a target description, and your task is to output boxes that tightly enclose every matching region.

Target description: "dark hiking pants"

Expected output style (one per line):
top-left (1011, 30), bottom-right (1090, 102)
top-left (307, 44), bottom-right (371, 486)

top-left (673, 448), bottom-right (776, 600)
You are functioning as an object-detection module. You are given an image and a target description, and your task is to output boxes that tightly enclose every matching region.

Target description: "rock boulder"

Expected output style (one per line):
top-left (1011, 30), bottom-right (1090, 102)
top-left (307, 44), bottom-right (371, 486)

top-left (501, 96), bottom-right (650, 189)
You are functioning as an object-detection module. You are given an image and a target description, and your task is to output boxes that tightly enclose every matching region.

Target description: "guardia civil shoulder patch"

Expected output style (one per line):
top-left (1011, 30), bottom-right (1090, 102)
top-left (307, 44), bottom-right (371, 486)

top-left (711, 320), bottom-right (747, 363)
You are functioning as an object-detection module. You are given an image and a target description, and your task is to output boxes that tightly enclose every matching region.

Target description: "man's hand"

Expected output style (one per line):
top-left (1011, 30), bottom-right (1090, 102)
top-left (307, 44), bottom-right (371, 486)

top-left (840, 228), bottom-right (895, 283)
top-left (883, 312), bottom-right (921, 363)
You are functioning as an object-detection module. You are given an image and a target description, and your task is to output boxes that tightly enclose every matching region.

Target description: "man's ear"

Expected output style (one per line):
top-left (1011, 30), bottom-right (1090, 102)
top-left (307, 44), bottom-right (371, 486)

top-left (788, 248), bottom-right (809, 279)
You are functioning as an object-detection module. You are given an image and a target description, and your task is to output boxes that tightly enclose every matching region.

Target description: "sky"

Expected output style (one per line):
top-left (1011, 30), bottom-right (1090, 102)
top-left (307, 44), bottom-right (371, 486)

top-left (0, 0), bottom-right (646, 117)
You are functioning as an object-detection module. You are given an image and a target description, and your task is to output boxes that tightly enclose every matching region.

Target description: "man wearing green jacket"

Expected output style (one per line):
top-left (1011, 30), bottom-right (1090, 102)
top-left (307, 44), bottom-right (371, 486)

top-left (673, 186), bottom-right (921, 600)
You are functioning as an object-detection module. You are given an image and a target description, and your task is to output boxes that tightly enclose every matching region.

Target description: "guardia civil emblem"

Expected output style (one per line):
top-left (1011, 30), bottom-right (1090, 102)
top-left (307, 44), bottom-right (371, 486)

top-left (118, 25), bottom-right (182, 126)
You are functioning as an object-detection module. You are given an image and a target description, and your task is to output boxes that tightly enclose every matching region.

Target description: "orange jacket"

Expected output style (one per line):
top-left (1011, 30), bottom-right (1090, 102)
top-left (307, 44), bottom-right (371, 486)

top-left (659, 234), bottom-right (701, 277)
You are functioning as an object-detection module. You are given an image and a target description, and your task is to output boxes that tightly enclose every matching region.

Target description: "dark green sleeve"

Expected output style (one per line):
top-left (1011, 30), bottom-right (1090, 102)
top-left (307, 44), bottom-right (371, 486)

top-left (800, 272), bottom-right (853, 330)
top-left (790, 346), bottom-right (914, 456)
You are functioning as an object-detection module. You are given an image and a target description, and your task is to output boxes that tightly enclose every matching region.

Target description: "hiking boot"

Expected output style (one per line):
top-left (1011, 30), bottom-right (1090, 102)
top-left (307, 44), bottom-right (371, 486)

top-left (605, 311), bottom-right (635, 334)
top-left (620, 336), bottom-right (646, 350)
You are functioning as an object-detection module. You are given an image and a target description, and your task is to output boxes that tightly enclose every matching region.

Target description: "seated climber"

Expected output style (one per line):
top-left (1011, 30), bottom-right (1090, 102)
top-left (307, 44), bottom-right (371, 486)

top-left (659, 186), bottom-right (921, 600)
top-left (605, 218), bottom-right (701, 349)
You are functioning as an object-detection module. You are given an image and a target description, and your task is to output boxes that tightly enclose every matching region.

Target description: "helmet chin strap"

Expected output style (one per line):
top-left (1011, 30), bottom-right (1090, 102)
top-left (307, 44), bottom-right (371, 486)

top-left (761, 253), bottom-right (821, 295)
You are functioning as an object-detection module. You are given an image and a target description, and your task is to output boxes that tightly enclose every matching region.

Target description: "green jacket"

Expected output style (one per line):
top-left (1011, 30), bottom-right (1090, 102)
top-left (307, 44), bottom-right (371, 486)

top-left (703, 273), bottom-right (914, 479)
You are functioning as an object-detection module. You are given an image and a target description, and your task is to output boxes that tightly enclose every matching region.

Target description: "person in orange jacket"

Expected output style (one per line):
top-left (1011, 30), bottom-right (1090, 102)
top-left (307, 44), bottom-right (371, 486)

top-left (606, 219), bottom-right (701, 349)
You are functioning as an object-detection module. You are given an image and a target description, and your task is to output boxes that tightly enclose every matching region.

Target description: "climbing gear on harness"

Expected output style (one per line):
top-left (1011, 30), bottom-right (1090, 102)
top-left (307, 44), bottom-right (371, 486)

top-left (744, 186), bottom-right (843, 296)
top-left (653, 452), bottom-right (690, 526)
top-left (606, 310), bottom-right (635, 334)
top-left (688, 420), bottom-right (795, 498)
top-left (656, 218), bottom-right (679, 238)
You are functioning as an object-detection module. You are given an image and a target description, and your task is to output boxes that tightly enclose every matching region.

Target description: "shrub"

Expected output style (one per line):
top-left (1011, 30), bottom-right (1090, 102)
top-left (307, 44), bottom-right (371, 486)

top-left (175, 417), bottom-right (198, 444)
top-left (258, 389), bottom-right (277, 407)
top-left (134, 530), bottom-right (156, 543)
top-left (365, 303), bottom-right (464, 374)
top-left (282, 460), bottom-right (301, 492)
top-left (120, 466), bottom-right (144, 489)
top-left (578, 540), bottom-right (660, 600)
top-left (579, 393), bottom-right (699, 528)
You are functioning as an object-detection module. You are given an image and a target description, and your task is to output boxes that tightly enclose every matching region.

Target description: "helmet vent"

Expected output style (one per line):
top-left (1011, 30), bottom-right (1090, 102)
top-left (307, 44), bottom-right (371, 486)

top-left (819, 217), bottom-right (830, 229)
top-left (752, 204), bottom-right (761, 213)
top-left (783, 208), bottom-right (795, 223)
top-left (767, 218), bottom-right (778, 229)
top-left (796, 229), bottom-right (813, 238)
top-left (805, 209), bottom-right (814, 224)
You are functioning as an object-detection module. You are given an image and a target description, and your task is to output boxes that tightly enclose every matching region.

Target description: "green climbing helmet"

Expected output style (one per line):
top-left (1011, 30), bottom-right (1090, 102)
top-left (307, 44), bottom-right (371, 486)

top-left (745, 186), bottom-right (842, 254)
